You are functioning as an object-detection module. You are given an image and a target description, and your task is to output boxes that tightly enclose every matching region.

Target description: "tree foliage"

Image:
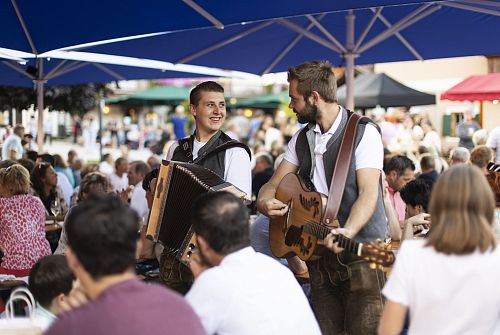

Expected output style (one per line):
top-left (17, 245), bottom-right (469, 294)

top-left (0, 86), bottom-right (35, 112)
top-left (0, 83), bottom-right (112, 116)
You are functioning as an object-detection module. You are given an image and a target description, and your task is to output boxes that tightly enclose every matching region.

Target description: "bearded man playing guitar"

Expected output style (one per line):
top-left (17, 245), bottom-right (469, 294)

top-left (257, 61), bottom-right (387, 335)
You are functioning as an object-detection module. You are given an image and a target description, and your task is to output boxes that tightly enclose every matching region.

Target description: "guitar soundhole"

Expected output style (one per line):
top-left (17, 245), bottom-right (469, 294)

top-left (284, 226), bottom-right (313, 256)
top-left (285, 226), bottom-right (302, 246)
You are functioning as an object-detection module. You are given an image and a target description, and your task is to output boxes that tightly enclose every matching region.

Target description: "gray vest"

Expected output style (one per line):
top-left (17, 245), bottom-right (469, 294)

top-left (295, 108), bottom-right (386, 243)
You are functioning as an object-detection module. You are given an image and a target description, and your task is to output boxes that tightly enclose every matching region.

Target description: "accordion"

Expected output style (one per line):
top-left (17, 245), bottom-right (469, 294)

top-left (146, 160), bottom-right (246, 265)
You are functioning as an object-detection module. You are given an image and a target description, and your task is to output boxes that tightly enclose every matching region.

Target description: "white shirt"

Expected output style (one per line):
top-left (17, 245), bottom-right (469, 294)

top-left (130, 182), bottom-right (148, 219)
top-left (186, 247), bottom-right (321, 335)
top-left (109, 172), bottom-right (129, 192)
top-left (264, 126), bottom-right (282, 151)
top-left (33, 303), bottom-right (57, 331)
top-left (99, 161), bottom-right (114, 175)
top-left (2, 134), bottom-right (23, 160)
top-left (487, 126), bottom-right (500, 164)
top-left (383, 239), bottom-right (500, 335)
top-left (56, 172), bottom-right (73, 206)
top-left (284, 108), bottom-right (383, 195)
top-left (167, 139), bottom-right (252, 198)
top-left (422, 130), bottom-right (442, 153)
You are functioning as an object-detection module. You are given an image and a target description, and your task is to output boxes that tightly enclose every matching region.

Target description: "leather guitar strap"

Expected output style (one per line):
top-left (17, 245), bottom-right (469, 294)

top-left (323, 113), bottom-right (364, 228)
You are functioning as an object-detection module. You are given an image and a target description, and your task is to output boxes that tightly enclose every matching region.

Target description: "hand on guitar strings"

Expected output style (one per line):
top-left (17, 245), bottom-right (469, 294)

top-left (324, 227), bottom-right (353, 254)
top-left (259, 198), bottom-right (288, 218)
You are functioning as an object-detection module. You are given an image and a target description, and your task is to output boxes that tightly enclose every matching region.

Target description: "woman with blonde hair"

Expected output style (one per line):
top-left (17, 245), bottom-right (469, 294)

top-left (379, 164), bottom-right (500, 335)
top-left (0, 164), bottom-right (51, 276)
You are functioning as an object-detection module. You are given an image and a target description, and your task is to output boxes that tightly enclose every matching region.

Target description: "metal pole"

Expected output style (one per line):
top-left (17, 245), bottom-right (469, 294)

top-left (36, 58), bottom-right (44, 152)
top-left (98, 91), bottom-right (104, 162)
top-left (345, 10), bottom-right (355, 111)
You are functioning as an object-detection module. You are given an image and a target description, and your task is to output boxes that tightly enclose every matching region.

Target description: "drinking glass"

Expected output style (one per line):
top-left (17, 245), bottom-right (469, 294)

top-left (50, 198), bottom-right (60, 218)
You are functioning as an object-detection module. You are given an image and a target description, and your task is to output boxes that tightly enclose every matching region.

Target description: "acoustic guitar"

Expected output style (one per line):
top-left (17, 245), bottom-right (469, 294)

top-left (269, 173), bottom-right (395, 269)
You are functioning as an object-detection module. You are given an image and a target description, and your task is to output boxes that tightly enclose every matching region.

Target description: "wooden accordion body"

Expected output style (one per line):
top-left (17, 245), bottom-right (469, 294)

top-left (146, 160), bottom-right (246, 265)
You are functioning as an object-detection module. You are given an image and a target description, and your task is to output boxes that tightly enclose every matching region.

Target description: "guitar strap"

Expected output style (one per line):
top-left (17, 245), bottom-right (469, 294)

top-left (323, 112), bottom-right (364, 228)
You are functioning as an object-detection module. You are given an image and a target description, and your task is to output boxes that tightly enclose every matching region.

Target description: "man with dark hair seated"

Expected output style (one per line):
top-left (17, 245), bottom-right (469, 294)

top-left (418, 155), bottom-right (438, 186)
top-left (186, 192), bottom-right (321, 335)
top-left (25, 149), bottom-right (38, 162)
top-left (29, 255), bottom-right (75, 329)
top-left (45, 195), bottom-right (204, 335)
top-left (37, 153), bottom-right (56, 166)
top-left (384, 155), bottom-right (416, 223)
top-left (399, 179), bottom-right (432, 240)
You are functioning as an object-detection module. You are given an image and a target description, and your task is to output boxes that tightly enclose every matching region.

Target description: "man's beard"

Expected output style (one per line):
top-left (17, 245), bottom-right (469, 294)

top-left (295, 101), bottom-right (318, 124)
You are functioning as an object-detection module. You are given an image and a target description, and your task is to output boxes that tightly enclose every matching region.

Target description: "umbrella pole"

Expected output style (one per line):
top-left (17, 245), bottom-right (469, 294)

top-left (345, 10), bottom-right (355, 111)
top-left (98, 91), bottom-right (104, 162)
top-left (36, 58), bottom-right (44, 152)
top-left (479, 101), bottom-right (483, 128)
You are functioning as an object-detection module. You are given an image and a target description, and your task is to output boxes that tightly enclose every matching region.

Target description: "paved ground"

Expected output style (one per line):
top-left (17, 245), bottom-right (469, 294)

top-left (41, 139), bottom-right (157, 163)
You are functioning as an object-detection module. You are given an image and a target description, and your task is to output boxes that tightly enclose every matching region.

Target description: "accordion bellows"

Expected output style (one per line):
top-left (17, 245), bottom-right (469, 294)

top-left (146, 160), bottom-right (246, 263)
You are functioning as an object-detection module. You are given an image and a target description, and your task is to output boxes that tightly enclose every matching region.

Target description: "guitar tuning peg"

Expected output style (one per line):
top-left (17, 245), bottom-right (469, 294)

top-left (375, 239), bottom-right (382, 245)
top-left (369, 263), bottom-right (377, 270)
top-left (378, 265), bottom-right (384, 271)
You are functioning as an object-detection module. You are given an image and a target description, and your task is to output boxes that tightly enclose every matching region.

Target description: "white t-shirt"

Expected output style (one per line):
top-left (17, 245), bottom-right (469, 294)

top-left (186, 247), bottom-right (321, 335)
top-left (487, 126), bottom-right (500, 164)
top-left (99, 161), bottom-right (114, 176)
top-left (166, 139), bottom-right (251, 198)
top-left (284, 108), bottom-right (383, 195)
top-left (422, 130), bottom-right (442, 153)
top-left (130, 182), bottom-right (148, 220)
top-left (2, 134), bottom-right (23, 160)
top-left (109, 172), bottom-right (129, 192)
top-left (383, 239), bottom-right (500, 335)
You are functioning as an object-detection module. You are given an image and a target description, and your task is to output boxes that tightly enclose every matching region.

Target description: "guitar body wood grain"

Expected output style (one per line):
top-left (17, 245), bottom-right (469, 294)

top-left (270, 173), bottom-right (326, 260)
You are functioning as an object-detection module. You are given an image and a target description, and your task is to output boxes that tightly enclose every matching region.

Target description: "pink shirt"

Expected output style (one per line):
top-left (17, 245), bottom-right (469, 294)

top-left (46, 279), bottom-right (205, 335)
top-left (387, 187), bottom-right (406, 222)
top-left (0, 195), bottom-right (51, 270)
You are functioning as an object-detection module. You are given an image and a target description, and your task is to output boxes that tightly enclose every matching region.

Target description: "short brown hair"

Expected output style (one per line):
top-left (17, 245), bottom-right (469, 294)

top-left (80, 164), bottom-right (99, 180)
top-left (190, 81), bottom-right (224, 106)
top-left (287, 61), bottom-right (337, 103)
top-left (426, 164), bottom-right (496, 254)
top-left (77, 172), bottom-right (112, 203)
top-left (0, 164), bottom-right (31, 195)
top-left (470, 145), bottom-right (493, 169)
top-left (13, 124), bottom-right (24, 136)
top-left (420, 154), bottom-right (435, 171)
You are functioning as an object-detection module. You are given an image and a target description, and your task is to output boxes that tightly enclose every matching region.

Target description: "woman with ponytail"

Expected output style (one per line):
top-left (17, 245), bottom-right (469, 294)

top-left (379, 164), bottom-right (500, 335)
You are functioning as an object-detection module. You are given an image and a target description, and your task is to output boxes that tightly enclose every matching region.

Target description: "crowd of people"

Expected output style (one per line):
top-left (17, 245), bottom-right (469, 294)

top-left (0, 60), bottom-right (499, 335)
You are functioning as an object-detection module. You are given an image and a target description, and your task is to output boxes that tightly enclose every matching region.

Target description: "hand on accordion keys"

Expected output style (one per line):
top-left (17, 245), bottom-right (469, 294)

top-left (187, 249), bottom-right (211, 279)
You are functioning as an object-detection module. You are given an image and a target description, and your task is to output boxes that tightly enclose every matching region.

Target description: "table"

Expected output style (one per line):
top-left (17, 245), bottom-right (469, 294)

top-left (45, 223), bottom-right (62, 233)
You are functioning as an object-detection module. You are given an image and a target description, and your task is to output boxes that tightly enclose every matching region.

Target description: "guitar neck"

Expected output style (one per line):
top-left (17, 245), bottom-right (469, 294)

top-left (303, 221), bottom-right (363, 256)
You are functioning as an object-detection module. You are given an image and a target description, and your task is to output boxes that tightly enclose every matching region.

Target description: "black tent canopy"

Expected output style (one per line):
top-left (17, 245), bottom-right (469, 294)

top-left (337, 73), bottom-right (435, 109)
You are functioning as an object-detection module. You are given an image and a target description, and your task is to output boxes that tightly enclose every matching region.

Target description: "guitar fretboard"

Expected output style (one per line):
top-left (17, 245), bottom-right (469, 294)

top-left (303, 221), bottom-right (362, 256)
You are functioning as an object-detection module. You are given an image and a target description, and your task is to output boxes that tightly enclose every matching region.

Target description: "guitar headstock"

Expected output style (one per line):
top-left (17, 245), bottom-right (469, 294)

top-left (361, 239), bottom-right (395, 271)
